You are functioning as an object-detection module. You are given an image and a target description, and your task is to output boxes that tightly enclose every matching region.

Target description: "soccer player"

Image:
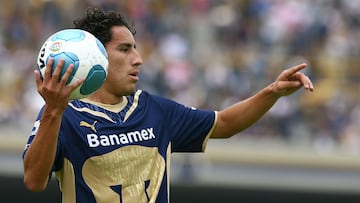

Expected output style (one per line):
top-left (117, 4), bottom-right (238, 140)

top-left (23, 7), bottom-right (314, 203)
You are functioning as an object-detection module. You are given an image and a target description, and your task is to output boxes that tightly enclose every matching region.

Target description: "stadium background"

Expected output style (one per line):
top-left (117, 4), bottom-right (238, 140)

top-left (1, 0), bottom-right (360, 202)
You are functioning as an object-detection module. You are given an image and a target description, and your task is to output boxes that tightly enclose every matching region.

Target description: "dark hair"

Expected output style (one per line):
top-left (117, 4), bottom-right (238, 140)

top-left (73, 7), bottom-right (136, 45)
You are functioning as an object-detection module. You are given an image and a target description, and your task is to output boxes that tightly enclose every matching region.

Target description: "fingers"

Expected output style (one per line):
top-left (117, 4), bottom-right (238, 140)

top-left (43, 58), bottom-right (74, 85)
top-left (34, 69), bottom-right (42, 91)
top-left (37, 57), bottom-right (81, 95)
top-left (301, 75), bottom-right (314, 92)
top-left (59, 63), bottom-right (74, 86)
top-left (51, 59), bottom-right (65, 83)
top-left (292, 72), bottom-right (314, 92)
top-left (43, 58), bottom-right (55, 83)
top-left (54, 59), bottom-right (84, 92)
top-left (277, 81), bottom-right (302, 90)
top-left (285, 63), bottom-right (307, 76)
top-left (61, 64), bottom-right (84, 91)
top-left (71, 78), bottom-right (85, 90)
top-left (283, 63), bottom-right (314, 92)
top-left (273, 63), bottom-right (314, 97)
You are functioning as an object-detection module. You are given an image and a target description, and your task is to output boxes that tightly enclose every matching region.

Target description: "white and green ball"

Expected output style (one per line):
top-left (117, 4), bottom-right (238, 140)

top-left (37, 29), bottom-right (108, 100)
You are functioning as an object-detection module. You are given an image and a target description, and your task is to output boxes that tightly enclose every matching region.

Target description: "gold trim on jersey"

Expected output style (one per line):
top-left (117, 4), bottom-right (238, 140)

top-left (202, 111), bottom-right (218, 152)
top-left (166, 144), bottom-right (171, 203)
top-left (81, 96), bottom-right (128, 113)
top-left (124, 90), bottom-right (142, 122)
top-left (55, 158), bottom-right (76, 203)
top-left (70, 90), bottom-right (143, 123)
top-left (68, 102), bottom-right (115, 123)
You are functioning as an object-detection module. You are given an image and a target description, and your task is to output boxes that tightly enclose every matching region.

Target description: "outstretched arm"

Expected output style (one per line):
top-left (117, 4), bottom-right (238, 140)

top-left (23, 59), bottom-right (83, 192)
top-left (210, 63), bottom-right (314, 138)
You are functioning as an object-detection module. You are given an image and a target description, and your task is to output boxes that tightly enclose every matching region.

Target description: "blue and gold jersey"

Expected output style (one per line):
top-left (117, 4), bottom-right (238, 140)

top-left (24, 90), bottom-right (216, 203)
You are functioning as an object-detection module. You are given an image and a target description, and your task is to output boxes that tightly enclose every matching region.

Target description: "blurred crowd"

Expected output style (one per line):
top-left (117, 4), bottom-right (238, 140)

top-left (1, 0), bottom-right (360, 153)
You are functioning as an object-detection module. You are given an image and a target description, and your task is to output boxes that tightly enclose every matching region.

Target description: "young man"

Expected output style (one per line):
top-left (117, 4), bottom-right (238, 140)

top-left (23, 7), bottom-right (314, 203)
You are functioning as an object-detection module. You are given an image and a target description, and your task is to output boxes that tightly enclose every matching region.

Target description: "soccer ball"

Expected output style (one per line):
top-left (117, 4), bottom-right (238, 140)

top-left (37, 29), bottom-right (108, 100)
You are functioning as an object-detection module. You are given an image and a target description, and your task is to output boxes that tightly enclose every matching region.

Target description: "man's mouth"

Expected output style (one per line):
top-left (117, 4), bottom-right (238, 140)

top-left (129, 70), bottom-right (139, 81)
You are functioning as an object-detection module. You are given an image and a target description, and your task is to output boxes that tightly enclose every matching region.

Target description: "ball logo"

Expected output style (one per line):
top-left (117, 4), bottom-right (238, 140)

top-left (49, 41), bottom-right (63, 52)
top-left (38, 46), bottom-right (46, 70)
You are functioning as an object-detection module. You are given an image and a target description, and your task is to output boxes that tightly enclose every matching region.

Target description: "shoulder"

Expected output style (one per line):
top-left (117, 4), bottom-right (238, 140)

top-left (133, 89), bottom-right (171, 105)
top-left (144, 90), bottom-right (186, 109)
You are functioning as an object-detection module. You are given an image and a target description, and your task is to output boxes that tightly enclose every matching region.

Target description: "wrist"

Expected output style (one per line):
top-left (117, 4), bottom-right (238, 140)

top-left (267, 83), bottom-right (281, 97)
top-left (43, 104), bottom-right (66, 118)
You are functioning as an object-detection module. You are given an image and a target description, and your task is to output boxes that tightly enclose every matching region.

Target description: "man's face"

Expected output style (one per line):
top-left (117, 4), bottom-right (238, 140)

top-left (103, 26), bottom-right (143, 97)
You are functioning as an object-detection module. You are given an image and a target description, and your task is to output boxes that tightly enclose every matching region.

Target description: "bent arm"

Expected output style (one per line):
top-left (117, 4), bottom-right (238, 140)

top-left (23, 106), bottom-right (63, 192)
top-left (23, 59), bottom-right (81, 192)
